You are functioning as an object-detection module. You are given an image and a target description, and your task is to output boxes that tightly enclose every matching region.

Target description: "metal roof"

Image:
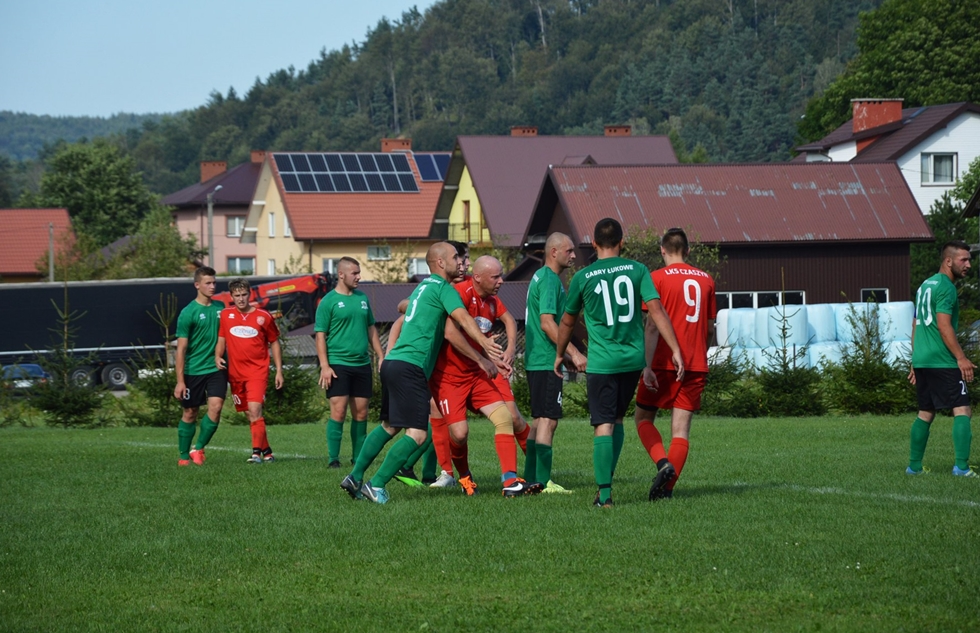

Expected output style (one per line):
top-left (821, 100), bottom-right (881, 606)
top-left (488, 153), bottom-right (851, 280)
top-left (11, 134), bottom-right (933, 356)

top-left (436, 135), bottom-right (678, 248)
top-left (161, 161), bottom-right (263, 207)
top-left (0, 208), bottom-right (73, 276)
top-left (537, 162), bottom-right (932, 246)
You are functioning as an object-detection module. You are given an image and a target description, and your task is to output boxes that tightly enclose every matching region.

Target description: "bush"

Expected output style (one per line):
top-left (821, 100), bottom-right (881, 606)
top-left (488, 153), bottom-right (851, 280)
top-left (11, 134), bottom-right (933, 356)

top-left (757, 305), bottom-right (825, 417)
top-left (123, 359), bottom-right (183, 427)
top-left (701, 352), bottom-right (763, 418)
top-left (257, 363), bottom-right (322, 426)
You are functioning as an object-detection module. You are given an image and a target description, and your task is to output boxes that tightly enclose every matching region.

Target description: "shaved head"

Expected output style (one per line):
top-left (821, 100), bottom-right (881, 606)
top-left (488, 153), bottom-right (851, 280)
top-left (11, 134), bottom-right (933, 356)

top-left (472, 255), bottom-right (502, 277)
top-left (426, 242), bottom-right (459, 280)
top-left (472, 255), bottom-right (503, 297)
top-left (544, 232), bottom-right (571, 253)
top-left (544, 231), bottom-right (576, 271)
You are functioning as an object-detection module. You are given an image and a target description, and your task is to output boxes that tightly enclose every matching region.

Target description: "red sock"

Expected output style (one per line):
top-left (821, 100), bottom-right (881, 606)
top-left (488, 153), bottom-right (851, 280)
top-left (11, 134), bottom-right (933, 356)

top-left (637, 420), bottom-right (667, 463)
top-left (450, 436), bottom-right (469, 476)
top-left (431, 416), bottom-right (453, 473)
top-left (666, 438), bottom-right (689, 491)
top-left (514, 421), bottom-right (529, 454)
top-left (493, 434), bottom-right (517, 477)
top-left (249, 418), bottom-right (263, 451)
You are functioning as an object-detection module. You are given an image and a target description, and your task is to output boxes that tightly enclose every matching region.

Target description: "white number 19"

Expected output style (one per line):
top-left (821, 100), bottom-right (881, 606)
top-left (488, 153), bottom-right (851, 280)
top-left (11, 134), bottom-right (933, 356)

top-left (594, 275), bottom-right (634, 326)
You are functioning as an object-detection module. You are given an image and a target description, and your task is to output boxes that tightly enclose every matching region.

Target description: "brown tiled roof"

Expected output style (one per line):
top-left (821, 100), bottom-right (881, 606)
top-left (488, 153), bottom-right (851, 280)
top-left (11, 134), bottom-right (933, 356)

top-left (536, 163), bottom-right (931, 246)
top-left (161, 161), bottom-right (263, 207)
top-left (272, 153), bottom-right (445, 241)
top-left (0, 208), bottom-right (73, 276)
top-left (440, 136), bottom-right (678, 248)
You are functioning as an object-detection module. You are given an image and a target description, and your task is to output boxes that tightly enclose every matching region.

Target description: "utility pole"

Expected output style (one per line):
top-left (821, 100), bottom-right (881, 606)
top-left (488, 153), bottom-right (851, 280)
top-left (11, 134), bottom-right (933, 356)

top-left (206, 185), bottom-right (223, 268)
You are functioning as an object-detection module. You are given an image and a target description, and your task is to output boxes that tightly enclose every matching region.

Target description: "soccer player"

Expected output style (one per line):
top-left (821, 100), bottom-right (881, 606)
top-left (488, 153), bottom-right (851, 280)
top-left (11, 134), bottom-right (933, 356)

top-left (430, 255), bottom-right (537, 497)
top-left (524, 232), bottom-right (587, 493)
top-left (173, 266), bottom-right (226, 466)
top-left (634, 228), bottom-right (717, 500)
top-left (340, 242), bottom-right (502, 504)
top-left (907, 240), bottom-right (976, 477)
top-left (215, 278), bottom-right (284, 463)
top-left (555, 218), bottom-right (684, 507)
top-left (315, 256), bottom-right (384, 468)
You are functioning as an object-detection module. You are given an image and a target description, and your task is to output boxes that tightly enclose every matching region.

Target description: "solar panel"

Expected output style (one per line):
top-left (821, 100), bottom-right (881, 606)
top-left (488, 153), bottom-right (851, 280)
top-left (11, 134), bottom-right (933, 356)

top-left (433, 154), bottom-right (450, 180)
top-left (271, 152), bottom-right (421, 194)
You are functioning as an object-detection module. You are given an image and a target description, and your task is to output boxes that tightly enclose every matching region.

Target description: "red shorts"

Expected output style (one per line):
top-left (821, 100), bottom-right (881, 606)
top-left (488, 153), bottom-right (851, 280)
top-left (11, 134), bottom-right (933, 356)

top-left (636, 369), bottom-right (707, 412)
top-left (493, 372), bottom-right (515, 402)
top-left (429, 370), bottom-right (507, 423)
top-left (230, 378), bottom-right (267, 412)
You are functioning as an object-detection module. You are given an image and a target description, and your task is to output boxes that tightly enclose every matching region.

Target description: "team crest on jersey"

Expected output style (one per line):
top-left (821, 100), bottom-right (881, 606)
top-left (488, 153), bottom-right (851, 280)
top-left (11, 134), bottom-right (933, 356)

top-left (257, 316), bottom-right (266, 326)
top-left (338, 301), bottom-right (346, 308)
top-left (228, 313), bottom-right (235, 319)
top-left (475, 316), bottom-right (493, 334)
top-left (361, 301), bottom-right (368, 310)
top-left (199, 314), bottom-right (206, 320)
top-left (230, 325), bottom-right (259, 338)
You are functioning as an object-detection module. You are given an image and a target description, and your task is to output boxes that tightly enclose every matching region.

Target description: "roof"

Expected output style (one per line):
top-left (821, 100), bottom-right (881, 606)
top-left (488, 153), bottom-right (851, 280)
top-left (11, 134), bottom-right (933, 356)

top-left (0, 208), bottom-right (73, 276)
top-left (437, 135), bottom-right (678, 248)
top-left (796, 102), bottom-right (980, 161)
top-left (532, 163), bottom-right (932, 247)
top-left (355, 280), bottom-right (531, 323)
top-left (269, 152), bottom-right (449, 241)
top-left (161, 161), bottom-right (263, 207)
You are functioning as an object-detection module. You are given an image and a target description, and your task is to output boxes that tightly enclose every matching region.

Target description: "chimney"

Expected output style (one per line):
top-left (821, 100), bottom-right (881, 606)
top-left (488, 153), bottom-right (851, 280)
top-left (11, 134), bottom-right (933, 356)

top-left (250, 150), bottom-right (266, 164)
top-left (851, 99), bottom-right (903, 134)
top-left (381, 138), bottom-right (412, 152)
top-left (604, 125), bottom-right (632, 137)
top-left (200, 160), bottom-right (227, 183)
top-left (510, 126), bottom-right (538, 137)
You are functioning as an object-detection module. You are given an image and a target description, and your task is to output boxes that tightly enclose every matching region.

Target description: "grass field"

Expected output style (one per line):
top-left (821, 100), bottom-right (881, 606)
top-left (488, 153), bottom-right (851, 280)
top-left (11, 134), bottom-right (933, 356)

top-left (1, 415), bottom-right (978, 632)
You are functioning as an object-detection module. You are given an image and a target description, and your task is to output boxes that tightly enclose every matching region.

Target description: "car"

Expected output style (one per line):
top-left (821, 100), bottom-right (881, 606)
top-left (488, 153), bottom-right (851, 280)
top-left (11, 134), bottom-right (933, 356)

top-left (2, 364), bottom-right (51, 395)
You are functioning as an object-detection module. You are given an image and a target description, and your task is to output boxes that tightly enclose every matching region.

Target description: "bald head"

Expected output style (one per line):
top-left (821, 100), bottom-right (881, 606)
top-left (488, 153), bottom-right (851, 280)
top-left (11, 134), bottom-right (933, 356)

top-left (472, 256), bottom-right (503, 297)
top-left (544, 232), bottom-right (576, 271)
top-left (426, 242), bottom-right (459, 280)
top-left (472, 255), bottom-right (501, 277)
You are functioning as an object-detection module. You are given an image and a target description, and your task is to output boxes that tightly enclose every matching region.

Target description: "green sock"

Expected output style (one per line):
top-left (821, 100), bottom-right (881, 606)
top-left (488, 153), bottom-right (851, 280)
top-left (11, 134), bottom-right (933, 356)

top-left (351, 426), bottom-right (393, 482)
top-left (593, 435), bottom-right (613, 503)
top-left (403, 426), bottom-right (431, 470)
top-left (351, 420), bottom-right (368, 461)
top-left (908, 417), bottom-right (931, 471)
top-left (421, 443), bottom-right (438, 481)
top-left (194, 416), bottom-right (219, 450)
top-left (327, 419), bottom-right (344, 462)
top-left (611, 424), bottom-right (625, 476)
top-left (537, 442), bottom-right (554, 484)
top-left (371, 435), bottom-right (421, 488)
top-left (524, 438), bottom-right (537, 483)
top-left (952, 415), bottom-right (972, 470)
top-left (177, 421), bottom-right (197, 460)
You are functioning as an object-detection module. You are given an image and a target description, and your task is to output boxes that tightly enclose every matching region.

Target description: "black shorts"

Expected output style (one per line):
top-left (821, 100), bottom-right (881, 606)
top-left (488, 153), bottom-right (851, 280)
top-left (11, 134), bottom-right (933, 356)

top-left (586, 370), bottom-right (642, 426)
top-left (180, 371), bottom-right (227, 409)
top-left (379, 374), bottom-right (390, 422)
top-left (528, 370), bottom-right (563, 420)
top-left (914, 367), bottom-right (971, 411)
top-left (380, 360), bottom-right (431, 430)
top-left (325, 363), bottom-right (373, 399)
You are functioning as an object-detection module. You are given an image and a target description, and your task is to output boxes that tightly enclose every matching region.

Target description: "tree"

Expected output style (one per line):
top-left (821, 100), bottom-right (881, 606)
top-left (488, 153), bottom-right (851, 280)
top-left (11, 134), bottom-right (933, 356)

top-left (952, 155), bottom-right (980, 206)
top-left (21, 138), bottom-right (158, 246)
top-left (909, 193), bottom-right (978, 307)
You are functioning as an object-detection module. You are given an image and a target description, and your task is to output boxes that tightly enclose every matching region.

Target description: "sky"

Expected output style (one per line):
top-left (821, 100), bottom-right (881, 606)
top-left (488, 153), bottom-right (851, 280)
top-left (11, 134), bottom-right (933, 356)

top-left (0, 0), bottom-right (438, 118)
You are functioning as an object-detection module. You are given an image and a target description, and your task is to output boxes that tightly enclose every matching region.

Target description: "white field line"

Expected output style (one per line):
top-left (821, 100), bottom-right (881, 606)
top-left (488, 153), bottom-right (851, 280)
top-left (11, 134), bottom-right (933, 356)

top-left (121, 441), bottom-right (321, 461)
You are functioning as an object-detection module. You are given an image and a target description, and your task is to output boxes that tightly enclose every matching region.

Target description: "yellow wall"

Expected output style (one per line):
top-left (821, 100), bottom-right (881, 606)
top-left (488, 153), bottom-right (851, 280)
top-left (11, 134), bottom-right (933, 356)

top-left (311, 241), bottom-right (435, 281)
top-left (447, 166), bottom-right (491, 245)
top-left (252, 183), bottom-right (305, 275)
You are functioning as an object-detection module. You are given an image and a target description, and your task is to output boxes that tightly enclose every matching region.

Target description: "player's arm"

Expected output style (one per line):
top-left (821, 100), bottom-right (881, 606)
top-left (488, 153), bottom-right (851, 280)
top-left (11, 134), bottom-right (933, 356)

top-left (937, 312), bottom-right (976, 383)
top-left (368, 325), bottom-right (384, 362)
top-left (214, 336), bottom-right (227, 370)
top-left (397, 298), bottom-right (409, 314)
top-left (444, 317), bottom-right (498, 378)
top-left (173, 337), bottom-right (189, 400)
top-left (645, 298), bottom-right (684, 382)
top-left (499, 310), bottom-right (518, 369)
top-left (642, 313), bottom-right (661, 390)
top-left (540, 313), bottom-right (586, 371)
top-left (449, 307), bottom-right (503, 362)
top-left (386, 316), bottom-right (404, 353)
top-left (271, 339), bottom-right (284, 389)
top-left (554, 312), bottom-right (578, 377)
top-left (315, 331), bottom-right (336, 389)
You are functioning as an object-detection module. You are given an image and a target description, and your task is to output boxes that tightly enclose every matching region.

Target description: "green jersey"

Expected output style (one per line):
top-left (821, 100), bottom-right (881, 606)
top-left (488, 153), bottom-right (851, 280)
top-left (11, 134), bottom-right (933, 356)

top-left (525, 266), bottom-right (566, 371)
top-left (176, 298), bottom-right (225, 376)
top-left (385, 275), bottom-right (465, 377)
top-left (564, 256), bottom-right (658, 374)
top-left (314, 289), bottom-right (376, 366)
top-left (912, 273), bottom-right (959, 368)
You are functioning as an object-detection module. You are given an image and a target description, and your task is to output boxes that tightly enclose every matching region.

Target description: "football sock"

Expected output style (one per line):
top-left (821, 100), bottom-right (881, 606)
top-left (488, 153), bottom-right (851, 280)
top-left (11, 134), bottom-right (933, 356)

top-left (450, 435), bottom-right (469, 477)
top-left (666, 438), bottom-right (689, 491)
top-left (952, 415), bottom-right (972, 470)
top-left (194, 416), bottom-right (218, 450)
top-left (637, 419), bottom-right (668, 463)
top-left (351, 426), bottom-right (394, 482)
top-left (326, 419), bottom-right (344, 462)
top-left (593, 435), bottom-right (613, 503)
top-left (250, 417), bottom-right (269, 451)
top-left (403, 425), bottom-right (432, 469)
top-left (351, 420), bottom-right (368, 461)
top-left (371, 434), bottom-right (420, 488)
top-left (421, 443), bottom-right (438, 481)
top-left (431, 415), bottom-right (453, 473)
top-left (494, 434), bottom-right (518, 478)
top-left (177, 421), bottom-right (197, 460)
top-left (524, 438), bottom-right (537, 483)
top-left (536, 442), bottom-right (554, 484)
top-left (908, 417), bottom-right (931, 471)
top-left (611, 423), bottom-right (625, 475)
top-left (514, 421), bottom-right (530, 454)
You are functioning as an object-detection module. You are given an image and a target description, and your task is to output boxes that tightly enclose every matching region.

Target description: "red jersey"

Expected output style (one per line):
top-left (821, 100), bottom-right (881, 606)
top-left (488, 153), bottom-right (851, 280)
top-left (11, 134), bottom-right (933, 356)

top-left (218, 307), bottom-right (280, 382)
top-left (650, 263), bottom-right (716, 373)
top-left (434, 277), bottom-right (507, 377)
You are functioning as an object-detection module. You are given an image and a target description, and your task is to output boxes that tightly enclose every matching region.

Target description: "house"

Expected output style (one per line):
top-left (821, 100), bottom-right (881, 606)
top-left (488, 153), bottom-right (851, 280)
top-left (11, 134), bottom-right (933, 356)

top-left (243, 139), bottom-right (449, 280)
top-left (795, 99), bottom-right (980, 214)
top-left (431, 126), bottom-right (678, 249)
top-left (0, 208), bottom-right (73, 283)
top-left (522, 162), bottom-right (932, 305)
top-left (161, 152), bottom-right (264, 274)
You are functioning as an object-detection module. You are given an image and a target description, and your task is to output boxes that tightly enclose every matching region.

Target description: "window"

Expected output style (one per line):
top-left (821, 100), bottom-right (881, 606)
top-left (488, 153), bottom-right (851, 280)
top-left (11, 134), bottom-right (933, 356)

top-left (267, 259), bottom-right (276, 275)
top-left (921, 153), bottom-right (956, 184)
top-left (283, 217), bottom-right (291, 237)
top-left (367, 245), bottom-right (391, 261)
top-left (322, 258), bottom-right (340, 274)
top-left (861, 288), bottom-right (889, 303)
top-left (227, 257), bottom-right (255, 275)
top-left (409, 257), bottom-right (430, 277)
top-left (718, 291), bottom-right (806, 309)
top-left (268, 212), bottom-right (276, 237)
top-left (227, 216), bottom-right (246, 238)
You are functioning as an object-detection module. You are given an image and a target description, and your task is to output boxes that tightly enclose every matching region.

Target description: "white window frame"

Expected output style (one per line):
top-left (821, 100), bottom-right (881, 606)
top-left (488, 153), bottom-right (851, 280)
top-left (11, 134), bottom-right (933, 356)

top-left (921, 152), bottom-right (957, 185)
top-left (283, 216), bottom-right (292, 237)
top-left (227, 257), bottom-right (255, 275)
top-left (268, 212), bottom-right (276, 237)
top-left (322, 258), bottom-right (340, 274)
top-left (408, 257), bottom-right (430, 277)
top-left (717, 290), bottom-right (806, 309)
top-left (860, 288), bottom-right (889, 303)
top-left (267, 259), bottom-right (276, 275)
top-left (227, 216), bottom-right (246, 238)
top-left (367, 245), bottom-right (391, 261)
